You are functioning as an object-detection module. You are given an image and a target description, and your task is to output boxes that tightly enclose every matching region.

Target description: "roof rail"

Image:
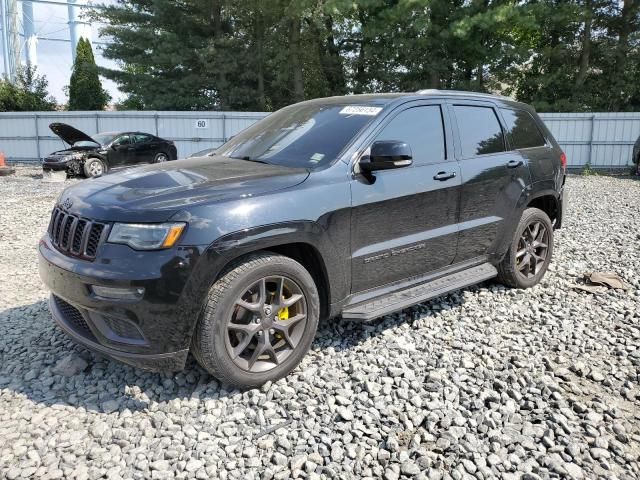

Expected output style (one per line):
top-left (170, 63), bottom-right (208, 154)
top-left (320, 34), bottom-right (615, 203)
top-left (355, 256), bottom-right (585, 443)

top-left (415, 89), bottom-right (514, 101)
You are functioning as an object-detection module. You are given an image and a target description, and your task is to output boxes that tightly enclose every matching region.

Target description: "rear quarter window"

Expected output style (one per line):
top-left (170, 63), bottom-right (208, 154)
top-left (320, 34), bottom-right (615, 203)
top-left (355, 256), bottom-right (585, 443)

top-left (501, 108), bottom-right (547, 149)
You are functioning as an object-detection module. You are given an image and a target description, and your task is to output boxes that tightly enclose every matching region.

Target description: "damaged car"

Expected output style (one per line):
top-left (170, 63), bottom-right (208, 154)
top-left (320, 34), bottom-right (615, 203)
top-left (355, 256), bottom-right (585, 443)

top-left (42, 123), bottom-right (178, 178)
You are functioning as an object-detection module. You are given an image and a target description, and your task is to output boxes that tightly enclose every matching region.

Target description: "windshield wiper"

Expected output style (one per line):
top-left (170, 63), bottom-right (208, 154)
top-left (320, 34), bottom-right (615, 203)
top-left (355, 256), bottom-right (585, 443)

top-left (231, 155), bottom-right (270, 165)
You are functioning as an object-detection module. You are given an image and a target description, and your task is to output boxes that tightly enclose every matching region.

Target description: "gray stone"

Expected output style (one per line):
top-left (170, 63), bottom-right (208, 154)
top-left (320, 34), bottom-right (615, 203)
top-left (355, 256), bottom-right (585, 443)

top-left (564, 463), bottom-right (585, 479)
top-left (400, 461), bottom-right (420, 476)
top-left (52, 354), bottom-right (88, 377)
top-left (337, 407), bottom-right (354, 421)
top-left (150, 460), bottom-right (171, 471)
top-left (185, 459), bottom-right (203, 473)
top-left (272, 452), bottom-right (287, 466)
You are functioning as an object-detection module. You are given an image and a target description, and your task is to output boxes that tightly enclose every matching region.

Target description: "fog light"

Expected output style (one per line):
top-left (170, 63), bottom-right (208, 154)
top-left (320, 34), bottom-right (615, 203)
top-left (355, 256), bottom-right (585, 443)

top-left (91, 285), bottom-right (145, 301)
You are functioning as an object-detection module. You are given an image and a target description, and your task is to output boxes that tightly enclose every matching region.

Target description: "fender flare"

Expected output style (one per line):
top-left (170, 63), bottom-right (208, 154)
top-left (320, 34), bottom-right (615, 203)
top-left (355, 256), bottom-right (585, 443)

top-left (186, 220), bottom-right (349, 318)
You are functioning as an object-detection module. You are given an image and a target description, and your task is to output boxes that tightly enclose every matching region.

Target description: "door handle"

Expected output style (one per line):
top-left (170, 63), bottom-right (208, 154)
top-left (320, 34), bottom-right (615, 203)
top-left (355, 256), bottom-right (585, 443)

top-left (507, 160), bottom-right (523, 168)
top-left (433, 171), bottom-right (456, 181)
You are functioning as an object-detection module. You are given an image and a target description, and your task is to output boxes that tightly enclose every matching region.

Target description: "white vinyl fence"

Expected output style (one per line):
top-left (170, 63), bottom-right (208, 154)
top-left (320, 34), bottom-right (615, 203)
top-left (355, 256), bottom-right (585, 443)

top-left (539, 112), bottom-right (640, 169)
top-left (1, 110), bottom-right (638, 169)
top-left (0, 111), bottom-right (268, 163)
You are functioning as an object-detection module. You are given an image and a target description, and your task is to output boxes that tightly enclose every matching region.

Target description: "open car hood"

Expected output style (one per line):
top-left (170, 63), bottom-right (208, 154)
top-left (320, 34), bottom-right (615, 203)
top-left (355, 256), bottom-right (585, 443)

top-left (49, 123), bottom-right (98, 146)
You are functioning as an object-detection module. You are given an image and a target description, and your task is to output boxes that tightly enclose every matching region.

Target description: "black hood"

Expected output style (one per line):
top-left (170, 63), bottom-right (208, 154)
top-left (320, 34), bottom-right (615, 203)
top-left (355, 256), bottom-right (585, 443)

top-left (49, 123), bottom-right (98, 146)
top-left (58, 155), bottom-right (310, 223)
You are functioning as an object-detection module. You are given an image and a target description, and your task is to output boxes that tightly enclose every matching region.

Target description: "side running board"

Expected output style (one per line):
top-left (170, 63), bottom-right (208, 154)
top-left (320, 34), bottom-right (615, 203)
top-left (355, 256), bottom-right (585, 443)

top-left (342, 262), bottom-right (497, 321)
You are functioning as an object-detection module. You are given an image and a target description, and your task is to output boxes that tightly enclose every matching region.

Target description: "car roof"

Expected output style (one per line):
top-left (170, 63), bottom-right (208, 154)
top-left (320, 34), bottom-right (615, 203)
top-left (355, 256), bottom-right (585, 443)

top-left (95, 131), bottom-right (156, 137)
top-left (302, 90), bottom-right (533, 111)
top-left (94, 131), bottom-right (122, 137)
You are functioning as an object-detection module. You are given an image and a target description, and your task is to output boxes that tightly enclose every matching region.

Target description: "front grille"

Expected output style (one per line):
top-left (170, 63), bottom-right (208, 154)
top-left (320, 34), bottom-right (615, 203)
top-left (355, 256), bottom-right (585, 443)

top-left (53, 295), bottom-right (96, 341)
top-left (48, 207), bottom-right (107, 260)
top-left (86, 223), bottom-right (104, 258)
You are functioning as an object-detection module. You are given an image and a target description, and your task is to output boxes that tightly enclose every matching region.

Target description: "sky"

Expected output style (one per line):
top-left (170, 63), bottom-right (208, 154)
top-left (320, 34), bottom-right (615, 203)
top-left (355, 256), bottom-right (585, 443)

top-left (1, 0), bottom-right (122, 104)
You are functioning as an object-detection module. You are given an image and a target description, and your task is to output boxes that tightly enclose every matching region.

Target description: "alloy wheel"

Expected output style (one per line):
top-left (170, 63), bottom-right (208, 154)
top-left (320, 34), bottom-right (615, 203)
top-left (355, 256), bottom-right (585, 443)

top-left (88, 161), bottom-right (103, 176)
top-left (225, 276), bottom-right (307, 373)
top-left (516, 220), bottom-right (549, 278)
top-left (157, 154), bottom-right (168, 162)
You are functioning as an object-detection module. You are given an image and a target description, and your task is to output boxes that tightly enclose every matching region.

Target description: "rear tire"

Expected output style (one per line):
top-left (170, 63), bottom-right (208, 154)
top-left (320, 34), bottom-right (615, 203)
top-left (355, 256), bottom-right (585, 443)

top-left (192, 252), bottom-right (320, 388)
top-left (83, 158), bottom-right (106, 178)
top-left (497, 208), bottom-right (554, 288)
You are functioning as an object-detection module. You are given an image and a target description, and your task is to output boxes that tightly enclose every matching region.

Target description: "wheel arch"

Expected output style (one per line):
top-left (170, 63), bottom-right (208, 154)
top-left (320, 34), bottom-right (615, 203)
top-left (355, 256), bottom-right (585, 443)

top-left (202, 221), bottom-right (346, 321)
top-left (209, 243), bottom-right (331, 321)
top-left (496, 186), bottom-right (561, 262)
top-left (526, 191), bottom-right (560, 225)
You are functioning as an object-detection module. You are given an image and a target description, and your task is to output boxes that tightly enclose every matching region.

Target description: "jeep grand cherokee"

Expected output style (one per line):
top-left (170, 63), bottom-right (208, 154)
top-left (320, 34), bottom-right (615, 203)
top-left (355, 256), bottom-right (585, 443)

top-left (39, 90), bottom-right (567, 388)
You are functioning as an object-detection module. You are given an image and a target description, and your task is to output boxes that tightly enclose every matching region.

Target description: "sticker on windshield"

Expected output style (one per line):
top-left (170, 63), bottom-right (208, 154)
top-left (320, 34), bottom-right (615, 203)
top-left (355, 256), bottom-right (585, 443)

top-left (309, 153), bottom-right (325, 163)
top-left (339, 105), bottom-right (382, 116)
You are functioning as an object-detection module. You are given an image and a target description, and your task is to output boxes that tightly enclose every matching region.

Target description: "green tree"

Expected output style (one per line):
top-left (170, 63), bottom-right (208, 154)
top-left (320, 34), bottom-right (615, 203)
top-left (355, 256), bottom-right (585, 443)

top-left (95, 0), bottom-right (640, 112)
top-left (0, 66), bottom-right (56, 112)
top-left (68, 37), bottom-right (110, 110)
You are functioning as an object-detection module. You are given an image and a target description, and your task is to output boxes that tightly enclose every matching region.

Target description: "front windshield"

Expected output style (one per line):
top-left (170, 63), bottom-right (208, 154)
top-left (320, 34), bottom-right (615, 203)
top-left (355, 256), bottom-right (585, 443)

top-left (73, 133), bottom-right (116, 147)
top-left (217, 103), bottom-right (383, 168)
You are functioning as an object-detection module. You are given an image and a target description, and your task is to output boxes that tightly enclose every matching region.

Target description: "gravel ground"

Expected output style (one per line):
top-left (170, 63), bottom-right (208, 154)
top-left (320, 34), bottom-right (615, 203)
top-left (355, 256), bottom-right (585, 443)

top-left (0, 167), bottom-right (639, 480)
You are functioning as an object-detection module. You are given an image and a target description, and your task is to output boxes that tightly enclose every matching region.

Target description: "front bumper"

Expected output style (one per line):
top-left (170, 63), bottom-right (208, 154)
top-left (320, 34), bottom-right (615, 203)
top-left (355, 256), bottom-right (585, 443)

top-left (38, 234), bottom-right (206, 371)
top-left (42, 161), bottom-right (71, 172)
top-left (49, 295), bottom-right (189, 370)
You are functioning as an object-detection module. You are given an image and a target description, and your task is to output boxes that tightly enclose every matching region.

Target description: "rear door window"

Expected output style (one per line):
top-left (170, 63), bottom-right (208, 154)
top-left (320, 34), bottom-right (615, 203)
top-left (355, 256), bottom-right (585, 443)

top-left (500, 108), bottom-right (547, 149)
top-left (134, 134), bottom-right (153, 144)
top-left (374, 105), bottom-right (446, 165)
top-left (453, 105), bottom-right (506, 157)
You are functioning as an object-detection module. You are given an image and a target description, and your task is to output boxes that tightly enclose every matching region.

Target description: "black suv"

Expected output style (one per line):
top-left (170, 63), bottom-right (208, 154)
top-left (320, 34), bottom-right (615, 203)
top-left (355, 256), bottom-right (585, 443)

top-left (39, 91), bottom-right (567, 388)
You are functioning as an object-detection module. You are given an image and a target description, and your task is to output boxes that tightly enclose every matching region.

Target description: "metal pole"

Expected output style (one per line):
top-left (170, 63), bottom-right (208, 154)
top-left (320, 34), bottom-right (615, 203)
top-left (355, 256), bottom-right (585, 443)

top-left (1, 0), bottom-right (9, 77)
top-left (222, 113), bottom-right (226, 142)
top-left (94, 112), bottom-right (99, 133)
top-left (34, 112), bottom-right (41, 161)
top-left (6, 0), bottom-right (19, 79)
top-left (588, 114), bottom-right (595, 166)
top-left (154, 113), bottom-right (158, 136)
top-left (1, 0), bottom-right (17, 80)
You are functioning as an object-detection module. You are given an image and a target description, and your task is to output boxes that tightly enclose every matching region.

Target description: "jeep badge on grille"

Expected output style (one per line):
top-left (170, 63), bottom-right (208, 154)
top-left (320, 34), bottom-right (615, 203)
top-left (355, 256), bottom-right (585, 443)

top-left (62, 198), bottom-right (73, 210)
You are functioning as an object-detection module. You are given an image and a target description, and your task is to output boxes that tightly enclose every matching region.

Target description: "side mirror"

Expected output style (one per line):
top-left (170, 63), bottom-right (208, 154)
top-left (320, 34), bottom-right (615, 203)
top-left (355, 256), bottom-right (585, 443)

top-left (359, 141), bottom-right (413, 172)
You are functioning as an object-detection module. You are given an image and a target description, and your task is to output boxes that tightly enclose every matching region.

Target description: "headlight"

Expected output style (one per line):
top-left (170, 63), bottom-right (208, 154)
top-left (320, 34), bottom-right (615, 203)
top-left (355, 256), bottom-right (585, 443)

top-left (107, 222), bottom-right (186, 250)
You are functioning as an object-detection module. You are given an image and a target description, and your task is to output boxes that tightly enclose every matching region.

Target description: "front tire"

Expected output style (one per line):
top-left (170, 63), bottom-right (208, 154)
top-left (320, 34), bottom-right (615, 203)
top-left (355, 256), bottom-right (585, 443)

top-left (154, 152), bottom-right (169, 163)
top-left (83, 158), bottom-right (106, 178)
top-left (497, 207), bottom-right (554, 288)
top-left (192, 252), bottom-right (320, 388)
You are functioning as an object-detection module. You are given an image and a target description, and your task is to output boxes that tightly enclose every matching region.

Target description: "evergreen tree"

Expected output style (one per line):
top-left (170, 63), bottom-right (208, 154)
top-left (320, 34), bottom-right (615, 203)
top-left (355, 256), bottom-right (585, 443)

top-left (94, 0), bottom-right (640, 112)
top-left (68, 38), bottom-right (110, 110)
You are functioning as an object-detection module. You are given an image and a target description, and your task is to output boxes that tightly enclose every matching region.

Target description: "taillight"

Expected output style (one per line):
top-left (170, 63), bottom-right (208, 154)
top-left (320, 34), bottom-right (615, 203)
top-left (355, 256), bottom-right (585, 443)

top-left (560, 152), bottom-right (567, 169)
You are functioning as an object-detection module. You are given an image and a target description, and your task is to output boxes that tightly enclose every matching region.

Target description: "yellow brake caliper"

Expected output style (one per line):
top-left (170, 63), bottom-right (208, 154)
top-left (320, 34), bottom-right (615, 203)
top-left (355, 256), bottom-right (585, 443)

top-left (277, 306), bottom-right (289, 320)
top-left (275, 306), bottom-right (289, 340)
